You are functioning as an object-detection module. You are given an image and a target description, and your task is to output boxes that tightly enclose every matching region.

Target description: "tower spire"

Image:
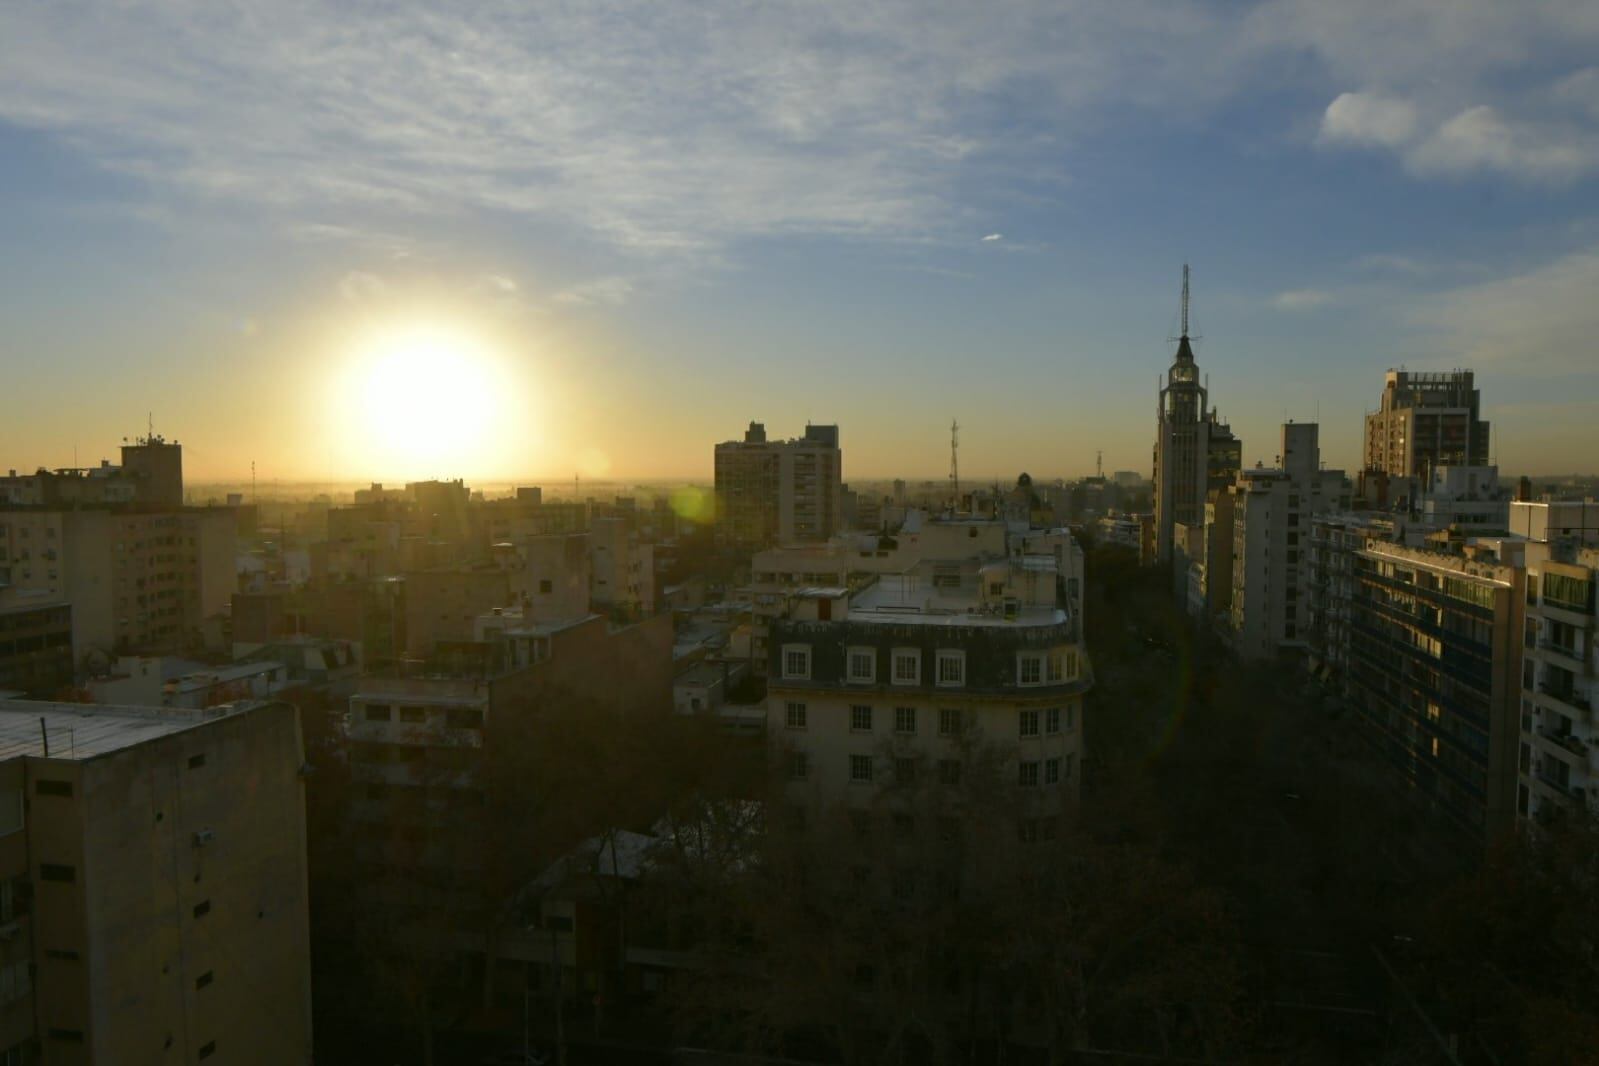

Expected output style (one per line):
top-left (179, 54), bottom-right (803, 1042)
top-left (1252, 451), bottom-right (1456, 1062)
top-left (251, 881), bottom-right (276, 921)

top-left (949, 419), bottom-right (960, 508)
top-left (1180, 263), bottom-right (1190, 338)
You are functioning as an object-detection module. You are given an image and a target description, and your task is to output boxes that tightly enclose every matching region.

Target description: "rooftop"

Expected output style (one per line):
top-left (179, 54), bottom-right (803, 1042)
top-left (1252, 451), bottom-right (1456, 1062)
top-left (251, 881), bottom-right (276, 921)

top-left (0, 700), bottom-right (261, 761)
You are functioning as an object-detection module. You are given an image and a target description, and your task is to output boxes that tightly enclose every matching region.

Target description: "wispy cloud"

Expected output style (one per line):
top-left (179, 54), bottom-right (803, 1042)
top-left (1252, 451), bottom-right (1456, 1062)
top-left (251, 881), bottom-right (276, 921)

top-left (1272, 288), bottom-right (1334, 310)
top-left (981, 233), bottom-right (1004, 242)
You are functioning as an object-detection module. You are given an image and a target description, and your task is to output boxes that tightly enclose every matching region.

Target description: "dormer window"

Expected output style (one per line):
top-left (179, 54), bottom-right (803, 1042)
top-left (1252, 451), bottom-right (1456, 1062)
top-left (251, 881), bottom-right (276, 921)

top-left (846, 647), bottom-right (876, 684)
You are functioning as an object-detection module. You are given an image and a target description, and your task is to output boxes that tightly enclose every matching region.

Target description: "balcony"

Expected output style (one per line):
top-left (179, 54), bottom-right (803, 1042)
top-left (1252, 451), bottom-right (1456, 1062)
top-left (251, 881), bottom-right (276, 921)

top-left (1537, 727), bottom-right (1591, 760)
top-left (1535, 640), bottom-right (1590, 671)
top-left (1538, 682), bottom-right (1593, 714)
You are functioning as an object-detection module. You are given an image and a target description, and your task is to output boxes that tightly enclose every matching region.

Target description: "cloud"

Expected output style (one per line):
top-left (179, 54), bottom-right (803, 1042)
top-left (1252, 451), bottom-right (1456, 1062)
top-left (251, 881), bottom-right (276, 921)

top-left (1407, 246), bottom-right (1599, 374)
top-left (1319, 92), bottom-right (1417, 147)
top-left (337, 272), bottom-right (388, 304)
top-left (1406, 105), bottom-right (1590, 181)
top-left (981, 233), bottom-right (1004, 242)
top-left (552, 277), bottom-right (634, 308)
top-left (1272, 288), bottom-right (1333, 310)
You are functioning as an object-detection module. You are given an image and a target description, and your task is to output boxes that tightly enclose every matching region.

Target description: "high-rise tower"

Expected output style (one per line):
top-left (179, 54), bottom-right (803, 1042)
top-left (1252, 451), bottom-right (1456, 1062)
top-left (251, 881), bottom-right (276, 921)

top-left (1153, 266), bottom-right (1239, 564)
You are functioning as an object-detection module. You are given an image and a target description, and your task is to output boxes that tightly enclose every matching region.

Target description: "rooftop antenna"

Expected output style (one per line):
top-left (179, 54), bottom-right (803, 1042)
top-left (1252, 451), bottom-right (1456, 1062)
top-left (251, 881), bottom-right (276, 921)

top-left (949, 419), bottom-right (960, 508)
top-left (1180, 263), bottom-right (1190, 338)
top-left (251, 461), bottom-right (257, 506)
top-left (1096, 450), bottom-right (1103, 479)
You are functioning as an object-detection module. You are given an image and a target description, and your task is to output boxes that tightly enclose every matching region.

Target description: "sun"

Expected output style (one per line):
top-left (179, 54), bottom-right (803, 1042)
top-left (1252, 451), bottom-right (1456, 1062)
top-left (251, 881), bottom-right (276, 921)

top-left (339, 321), bottom-right (513, 477)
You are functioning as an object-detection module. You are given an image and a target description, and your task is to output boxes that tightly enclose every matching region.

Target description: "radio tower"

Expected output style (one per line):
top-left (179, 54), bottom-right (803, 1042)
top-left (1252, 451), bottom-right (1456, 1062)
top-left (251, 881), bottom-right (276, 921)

top-left (1096, 449), bottom-right (1103, 480)
top-left (949, 420), bottom-right (960, 509)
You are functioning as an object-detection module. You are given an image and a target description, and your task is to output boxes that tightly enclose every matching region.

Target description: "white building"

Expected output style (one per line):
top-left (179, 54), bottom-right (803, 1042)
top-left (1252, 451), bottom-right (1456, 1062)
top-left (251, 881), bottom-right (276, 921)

top-left (1518, 546), bottom-right (1598, 825)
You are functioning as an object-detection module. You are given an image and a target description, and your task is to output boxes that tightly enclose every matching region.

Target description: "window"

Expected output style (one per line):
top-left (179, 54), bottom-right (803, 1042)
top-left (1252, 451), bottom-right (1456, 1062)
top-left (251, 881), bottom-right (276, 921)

top-left (891, 649), bottom-right (920, 685)
top-left (893, 814), bottom-right (915, 839)
top-left (1019, 709), bottom-right (1040, 737)
top-left (48, 1030), bottom-right (83, 1044)
top-left (193, 900), bottom-right (211, 918)
top-left (187, 753), bottom-right (206, 769)
top-left (1018, 761), bottom-right (1040, 787)
top-left (1065, 702), bottom-right (1076, 730)
top-left (850, 705), bottom-right (873, 732)
top-left (895, 757), bottom-right (917, 784)
top-left (364, 704), bottom-right (392, 722)
top-left (539, 579), bottom-right (553, 594)
top-left (1017, 653), bottom-right (1043, 686)
top-left (938, 759), bottom-right (962, 785)
top-left (446, 707), bottom-right (484, 729)
top-left (846, 648), bottom-right (876, 684)
top-left (936, 650), bottom-right (965, 687)
top-left (35, 779), bottom-right (72, 797)
top-left (938, 707), bottom-right (961, 736)
top-left (781, 644), bottom-right (811, 680)
top-left (785, 702), bottom-right (807, 730)
top-left (44, 949), bottom-right (77, 961)
top-left (849, 754), bottom-right (874, 783)
top-left (1065, 752), bottom-right (1075, 780)
top-left (789, 752), bottom-right (808, 780)
top-left (1045, 757), bottom-right (1061, 785)
top-left (399, 706), bottom-right (425, 723)
top-left (196, 971), bottom-right (214, 989)
top-left (39, 864), bottom-right (75, 884)
top-left (0, 879), bottom-right (30, 922)
top-left (894, 706), bottom-right (917, 734)
top-left (1045, 707), bottom-right (1061, 735)
top-left (1046, 652), bottom-right (1064, 683)
top-left (1016, 819), bottom-right (1039, 843)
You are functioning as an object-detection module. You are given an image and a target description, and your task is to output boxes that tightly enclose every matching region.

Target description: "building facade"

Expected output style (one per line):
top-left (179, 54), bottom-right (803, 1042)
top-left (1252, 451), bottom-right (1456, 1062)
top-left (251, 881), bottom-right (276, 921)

top-left (1363, 370), bottom-right (1490, 484)
top-left (0, 698), bottom-right (312, 1064)
top-left (1518, 547), bottom-right (1597, 825)
top-left (714, 422), bottom-right (843, 549)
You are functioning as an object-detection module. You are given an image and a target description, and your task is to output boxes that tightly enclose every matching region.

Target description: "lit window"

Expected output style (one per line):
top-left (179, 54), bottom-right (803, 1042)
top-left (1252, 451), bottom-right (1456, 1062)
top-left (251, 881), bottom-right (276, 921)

top-left (781, 644), bottom-right (811, 680)
top-left (936, 651), bottom-right (965, 687)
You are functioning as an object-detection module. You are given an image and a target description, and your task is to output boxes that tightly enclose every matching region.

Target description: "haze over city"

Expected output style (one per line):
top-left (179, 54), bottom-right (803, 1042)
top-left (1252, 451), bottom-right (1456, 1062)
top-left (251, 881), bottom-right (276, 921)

top-left (5, 2), bottom-right (1599, 482)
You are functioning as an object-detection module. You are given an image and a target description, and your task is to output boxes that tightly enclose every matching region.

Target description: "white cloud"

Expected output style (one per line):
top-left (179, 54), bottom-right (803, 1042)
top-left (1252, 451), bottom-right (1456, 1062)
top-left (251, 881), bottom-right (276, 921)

top-left (1272, 288), bottom-right (1333, 310)
top-left (1408, 246), bottom-right (1599, 374)
top-left (981, 233), bottom-right (1004, 242)
top-left (1319, 92), bottom-right (1417, 147)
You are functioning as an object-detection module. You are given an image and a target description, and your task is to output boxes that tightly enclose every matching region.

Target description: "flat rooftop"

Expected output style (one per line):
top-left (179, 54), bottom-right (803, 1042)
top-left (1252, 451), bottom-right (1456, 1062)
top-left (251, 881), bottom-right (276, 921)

top-left (0, 700), bottom-right (258, 761)
top-left (848, 581), bottom-right (1066, 628)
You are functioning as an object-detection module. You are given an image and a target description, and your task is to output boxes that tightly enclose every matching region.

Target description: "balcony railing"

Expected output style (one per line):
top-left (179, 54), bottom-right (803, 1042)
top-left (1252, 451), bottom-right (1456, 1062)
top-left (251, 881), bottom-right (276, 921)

top-left (1537, 728), bottom-right (1591, 758)
top-left (1538, 683), bottom-right (1593, 713)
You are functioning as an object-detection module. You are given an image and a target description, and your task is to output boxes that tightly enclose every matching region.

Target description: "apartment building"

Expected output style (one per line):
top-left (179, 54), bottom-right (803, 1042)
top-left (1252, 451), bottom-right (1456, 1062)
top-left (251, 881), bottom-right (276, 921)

top-left (1223, 424), bottom-right (1350, 660)
top-left (768, 548), bottom-right (1092, 840)
top-left (0, 508), bottom-right (235, 665)
top-left (1363, 370), bottom-right (1490, 487)
top-left (589, 516), bottom-right (654, 618)
top-left (1517, 547), bottom-right (1598, 825)
top-left (0, 435), bottom-right (183, 510)
top-left (1346, 541), bottom-right (1524, 843)
top-left (0, 698), bottom-right (312, 1063)
top-left (714, 422), bottom-right (843, 549)
top-left (0, 598), bottom-right (72, 698)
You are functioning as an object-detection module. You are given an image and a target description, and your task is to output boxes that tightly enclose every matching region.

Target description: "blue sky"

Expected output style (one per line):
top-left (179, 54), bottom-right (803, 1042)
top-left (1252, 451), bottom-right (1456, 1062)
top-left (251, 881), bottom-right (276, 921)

top-left (2, 0), bottom-right (1597, 483)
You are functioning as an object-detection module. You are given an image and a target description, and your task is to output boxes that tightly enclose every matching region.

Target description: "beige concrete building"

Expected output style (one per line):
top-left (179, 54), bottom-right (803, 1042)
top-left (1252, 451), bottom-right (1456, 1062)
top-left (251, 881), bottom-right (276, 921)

top-left (588, 517), bottom-right (654, 617)
top-left (0, 508), bottom-right (235, 667)
top-left (1363, 369), bottom-right (1489, 486)
top-left (1518, 547), bottom-right (1598, 826)
top-left (0, 698), bottom-right (312, 1064)
top-left (714, 422), bottom-right (843, 548)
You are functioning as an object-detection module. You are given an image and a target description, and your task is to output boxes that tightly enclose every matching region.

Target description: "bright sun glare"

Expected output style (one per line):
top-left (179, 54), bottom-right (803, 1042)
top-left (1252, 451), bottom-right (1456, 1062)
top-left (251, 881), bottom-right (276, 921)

top-left (342, 322), bottom-right (514, 476)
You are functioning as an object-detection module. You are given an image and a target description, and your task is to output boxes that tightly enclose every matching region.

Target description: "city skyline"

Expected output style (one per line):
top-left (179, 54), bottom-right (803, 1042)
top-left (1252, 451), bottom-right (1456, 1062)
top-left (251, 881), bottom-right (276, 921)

top-left (4, 2), bottom-right (1599, 482)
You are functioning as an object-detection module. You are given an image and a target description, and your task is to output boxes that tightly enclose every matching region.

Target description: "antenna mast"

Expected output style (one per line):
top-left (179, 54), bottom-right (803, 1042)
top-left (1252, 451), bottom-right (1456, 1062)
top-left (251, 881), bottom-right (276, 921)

top-left (1180, 263), bottom-right (1190, 337)
top-left (949, 420), bottom-right (960, 508)
top-left (1096, 449), bottom-right (1103, 480)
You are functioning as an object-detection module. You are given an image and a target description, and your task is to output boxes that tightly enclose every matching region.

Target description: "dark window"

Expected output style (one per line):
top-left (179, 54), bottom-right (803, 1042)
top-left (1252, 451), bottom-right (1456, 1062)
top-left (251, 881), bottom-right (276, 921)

top-left (48, 1030), bottom-right (83, 1043)
top-left (44, 949), bottom-right (78, 961)
top-left (539, 580), bottom-right (553, 594)
top-left (39, 864), bottom-right (75, 883)
top-left (35, 779), bottom-right (73, 797)
top-left (446, 707), bottom-right (484, 730)
top-left (188, 754), bottom-right (206, 769)
top-left (196, 971), bottom-right (213, 989)
top-left (199, 1041), bottom-right (216, 1059)
top-left (193, 900), bottom-right (211, 918)
top-left (363, 705), bottom-right (391, 723)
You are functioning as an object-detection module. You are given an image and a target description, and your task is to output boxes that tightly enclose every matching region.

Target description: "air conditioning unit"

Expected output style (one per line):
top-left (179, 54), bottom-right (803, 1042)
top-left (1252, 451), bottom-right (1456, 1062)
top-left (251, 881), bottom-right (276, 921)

top-left (192, 829), bottom-right (215, 848)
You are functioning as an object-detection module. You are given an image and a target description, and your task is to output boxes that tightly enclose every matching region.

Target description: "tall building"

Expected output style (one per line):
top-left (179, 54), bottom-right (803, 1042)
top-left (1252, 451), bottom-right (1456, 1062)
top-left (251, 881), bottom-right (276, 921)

top-left (1519, 547), bottom-right (1598, 826)
top-left (119, 433), bottom-right (185, 508)
top-left (1363, 370), bottom-right (1490, 483)
top-left (0, 697), bottom-right (312, 1063)
top-left (1153, 268), bottom-right (1240, 564)
top-left (1346, 541), bottom-right (1524, 844)
top-left (714, 422), bottom-right (842, 549)
top-left (1223, 424), bottom-right (1350, 659)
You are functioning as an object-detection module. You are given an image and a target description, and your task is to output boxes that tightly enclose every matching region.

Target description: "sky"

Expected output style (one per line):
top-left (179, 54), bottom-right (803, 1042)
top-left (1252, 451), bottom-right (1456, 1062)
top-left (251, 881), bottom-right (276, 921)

top-left (1, 0), bottom-right (1597, 485)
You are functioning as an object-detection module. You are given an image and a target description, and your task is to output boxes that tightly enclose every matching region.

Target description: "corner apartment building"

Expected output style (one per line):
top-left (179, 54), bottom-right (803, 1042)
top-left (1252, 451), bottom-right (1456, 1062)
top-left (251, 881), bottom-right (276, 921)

top-left (0, 508), bottom-right (235, 666)
top-left (1222, 424), bottom-right (1350, 660)
top-left (1363, 370), bottom-right (1489, 487)
top-left (0, 698), bottom-right (312, 1064)
top-left (714, 422), bottom-right (842, 549)
top-left (1517, 547), bottom-right (1598, 825)
top-left (768, 549), bottom-right (1091, 841)
top-left (1346, 541), bottom-right (1524, 843)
